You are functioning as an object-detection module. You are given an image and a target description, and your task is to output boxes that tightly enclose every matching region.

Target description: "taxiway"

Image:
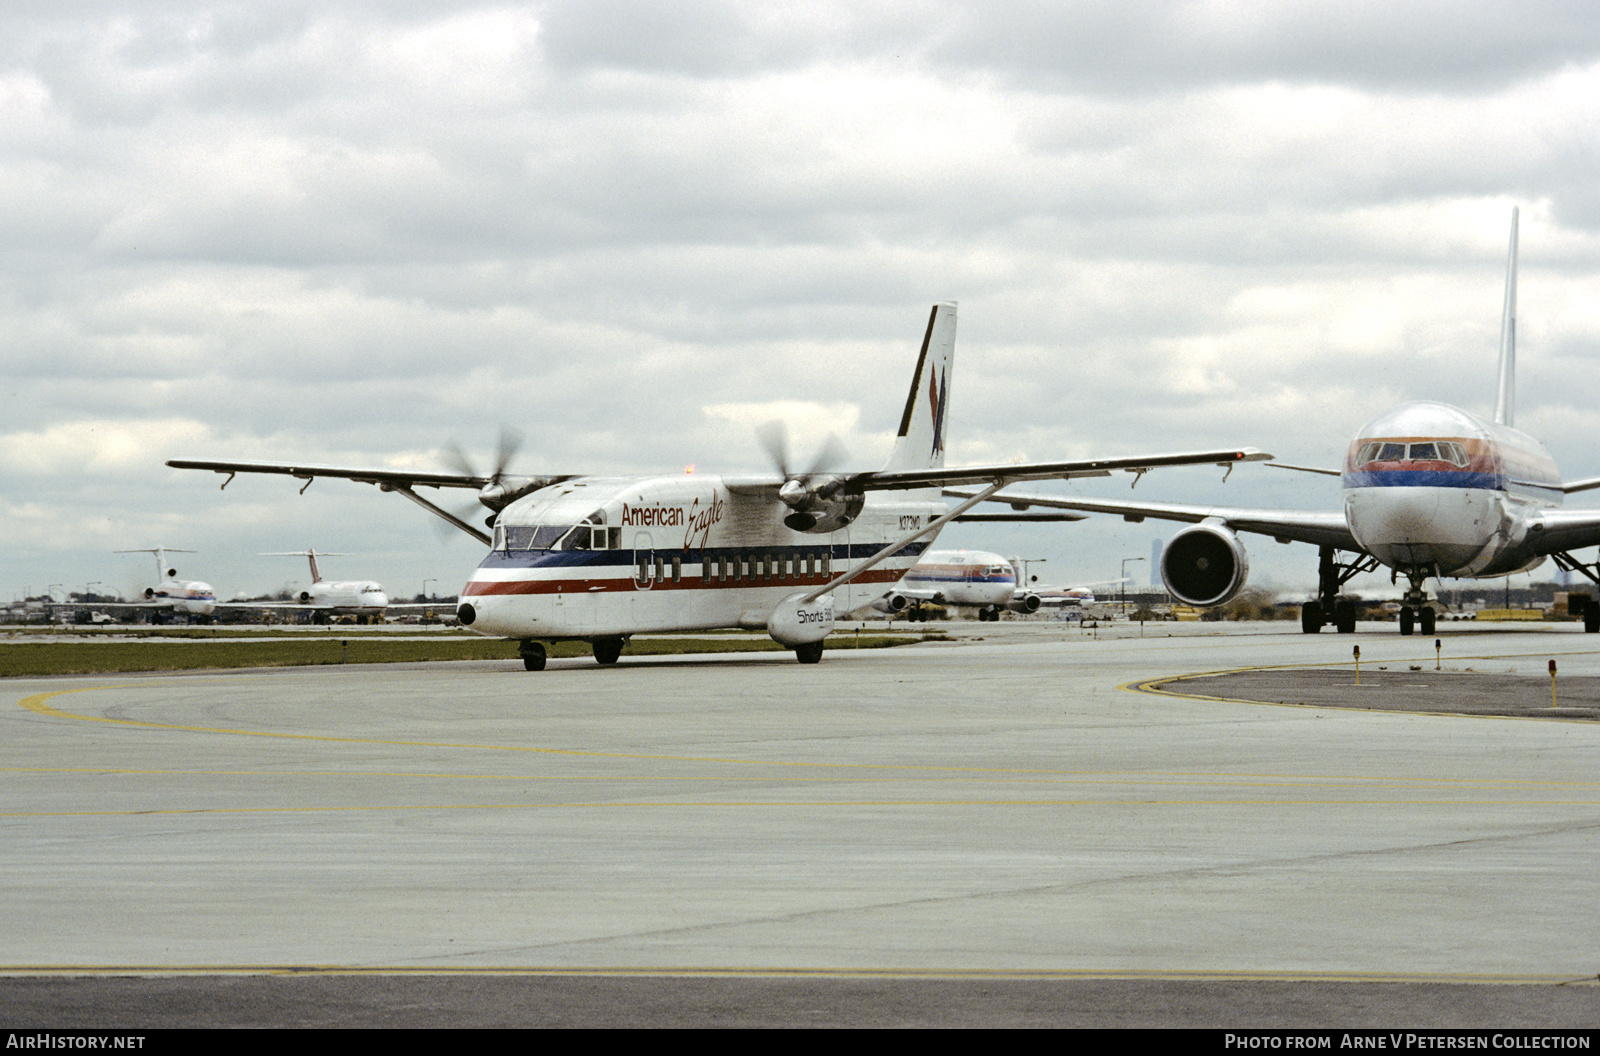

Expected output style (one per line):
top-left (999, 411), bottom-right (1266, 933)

top-left (4, 621), bottom-right (1597, 1026)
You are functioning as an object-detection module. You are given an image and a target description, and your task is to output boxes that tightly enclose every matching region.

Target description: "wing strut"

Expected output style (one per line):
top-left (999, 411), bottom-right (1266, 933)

top-left (799, 481), bottom-right (1010, 604)
top-left (384, 484), bottom-right (492, 545)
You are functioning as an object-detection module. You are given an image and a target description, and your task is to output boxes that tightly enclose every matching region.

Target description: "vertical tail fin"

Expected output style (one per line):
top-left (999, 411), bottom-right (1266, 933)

top-left (1494, 207), bottom-right (1519, 427)
top-left (883, 302), bottom-right (956, 473)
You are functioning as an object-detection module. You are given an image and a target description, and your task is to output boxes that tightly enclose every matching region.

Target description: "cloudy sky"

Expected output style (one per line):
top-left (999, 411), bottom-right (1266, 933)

top-left (5, 0), bottom-right (1600, 605)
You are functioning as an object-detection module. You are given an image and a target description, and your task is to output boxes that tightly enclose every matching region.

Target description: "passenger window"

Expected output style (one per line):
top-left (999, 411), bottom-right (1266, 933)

top-left (672, 556), bottom-right (682, 583)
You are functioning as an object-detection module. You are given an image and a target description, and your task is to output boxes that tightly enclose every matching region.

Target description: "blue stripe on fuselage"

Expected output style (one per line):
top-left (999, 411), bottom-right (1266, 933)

top-left (1342, 469), bottom-right (1504, 490)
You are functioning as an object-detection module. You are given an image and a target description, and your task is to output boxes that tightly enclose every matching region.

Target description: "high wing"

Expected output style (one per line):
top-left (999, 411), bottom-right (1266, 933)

top-left (860, 448), bottom-right (1272, 491)
top-left (724, 448), bottom-right (1273, 494)
top-left (944, 487), bottom-right (1360, 551)
top-left (165, 458), bottom-right (577, 545)
top-left (165, 458), bottom-right (499, 490)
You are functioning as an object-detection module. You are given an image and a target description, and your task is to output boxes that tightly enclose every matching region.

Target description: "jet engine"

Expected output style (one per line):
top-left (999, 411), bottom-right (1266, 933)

top-left (298, 591), bottom-right (313, 604)
top-left (1007, 592), bottom-right (1042, 614)
top-left (1161, 522), bottom-right (1250, 608)
top-left (871, 592), bottom-right (912, 615)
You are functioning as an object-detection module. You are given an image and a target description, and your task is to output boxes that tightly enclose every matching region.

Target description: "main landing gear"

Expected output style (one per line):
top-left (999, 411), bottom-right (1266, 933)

top-left (517, 636), bottom-right (630, 670)
top-left (794, 641), bottom-right (824, 664)
top-left (1300, 546), bottom-right (1379, 634)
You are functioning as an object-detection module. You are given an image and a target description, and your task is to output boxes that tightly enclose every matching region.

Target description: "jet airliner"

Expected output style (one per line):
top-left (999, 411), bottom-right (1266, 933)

top-left (170, 303), bottom-right (1269, 667)
top-left (950, 210), bottom-right (1600, 636)
top-left (873, 549), bottom-right (1040, 621)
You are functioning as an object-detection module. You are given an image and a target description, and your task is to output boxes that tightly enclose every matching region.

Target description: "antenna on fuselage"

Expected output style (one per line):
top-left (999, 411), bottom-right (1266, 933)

top-left (1493, 207), bottom-right (1519, 427)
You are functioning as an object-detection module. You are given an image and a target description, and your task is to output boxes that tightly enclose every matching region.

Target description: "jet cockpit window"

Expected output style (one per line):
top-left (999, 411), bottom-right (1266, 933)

top-left (1359, 441), bottom-right (1471, 466)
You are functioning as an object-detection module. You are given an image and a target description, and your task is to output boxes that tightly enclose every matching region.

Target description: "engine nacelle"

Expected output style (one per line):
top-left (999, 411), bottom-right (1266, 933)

top-left (781, 490), bottom-right (864, 534)
top-left (1007, 592), bottom-right (1041, 614)
top-left (1161, 522), bottom-right (1250, 608)
top-left (298, 591), bottom-right (313, 604)
top-left (872, 592), bottom-right (912, 615)
top-left (142, 587), bottom-right (156, 600)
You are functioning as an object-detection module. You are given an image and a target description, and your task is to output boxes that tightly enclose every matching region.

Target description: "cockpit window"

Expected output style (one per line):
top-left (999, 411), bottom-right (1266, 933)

top-left (504, 525), bottom-right (574, 551)
top-left (1358, 441), bottom-right (1470, 466)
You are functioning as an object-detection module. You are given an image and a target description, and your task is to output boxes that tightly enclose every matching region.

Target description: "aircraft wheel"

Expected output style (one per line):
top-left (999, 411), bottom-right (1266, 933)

top-left (1419, 607), bottom-right (1436, 636)
top-left (1301, 602), bottom-right (1322, 634)
top-left (520, 641), bottom-right (547, 671)
top-left (795, 641), bottom-right (824, 664)
top-left (592, 637), bottom-right (624, 665)
top-left (1399, 607), bottom-right (1415, 636)
top-left (1335, 600), bottom-right (1357, 634)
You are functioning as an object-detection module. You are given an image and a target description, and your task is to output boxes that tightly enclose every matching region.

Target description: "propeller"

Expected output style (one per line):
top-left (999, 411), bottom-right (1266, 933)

top-left (757, 421), bottom-right (856, 531)
top-left (434, 426), bottom-right (527, 541)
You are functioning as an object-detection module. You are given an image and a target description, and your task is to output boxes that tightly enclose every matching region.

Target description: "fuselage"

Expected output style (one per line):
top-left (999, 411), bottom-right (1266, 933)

top-left (457, 475), bottom-right (944, 639)
top-left (896, 549), bottom-right (1017, 608)
top-left (149, 579), bottom-right (217, 615)
top-left (1341, 400), bottom-right (1559, 579)
top-left (303, 581), bottom-right (389, 614)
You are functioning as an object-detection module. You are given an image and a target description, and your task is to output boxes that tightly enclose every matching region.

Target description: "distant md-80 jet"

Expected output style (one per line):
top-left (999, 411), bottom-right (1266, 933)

top-left (170, 304), bottom-right (1269, 668)
top-left (952, 209), bottom-right (1600, 636)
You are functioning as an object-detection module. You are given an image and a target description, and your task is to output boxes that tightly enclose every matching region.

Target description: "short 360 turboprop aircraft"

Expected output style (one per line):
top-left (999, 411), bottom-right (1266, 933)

top-left (170, 303), bottom-right (1269, 667)
top-left (949, 211), bottom-right (1600, 637)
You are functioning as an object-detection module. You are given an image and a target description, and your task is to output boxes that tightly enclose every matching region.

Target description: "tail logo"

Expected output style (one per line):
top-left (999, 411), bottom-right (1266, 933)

top-left (929, 367), bottom-right (947, 457)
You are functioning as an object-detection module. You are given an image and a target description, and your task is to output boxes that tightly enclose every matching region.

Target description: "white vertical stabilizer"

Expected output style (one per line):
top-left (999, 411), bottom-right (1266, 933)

top-left (1494, 207), bottom-right (1519, 427)
top-left (884, 302), bottom-right (956, 473)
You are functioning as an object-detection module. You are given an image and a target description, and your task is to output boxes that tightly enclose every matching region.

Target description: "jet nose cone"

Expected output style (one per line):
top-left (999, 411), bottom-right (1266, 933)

top-left (373, 593), bottom-right (390, 608)
top-left (1348, 488), bottom-right (1443, 544)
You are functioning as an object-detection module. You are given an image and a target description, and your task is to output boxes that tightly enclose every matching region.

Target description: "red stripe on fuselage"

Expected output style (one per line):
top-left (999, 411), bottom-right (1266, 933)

top-left (462, 566), bottom-right (909, 597)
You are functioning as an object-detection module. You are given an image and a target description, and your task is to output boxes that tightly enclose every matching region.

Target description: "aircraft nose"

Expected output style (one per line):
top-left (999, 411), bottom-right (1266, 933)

top-left (1349, 487), bottom-right (1443, 543)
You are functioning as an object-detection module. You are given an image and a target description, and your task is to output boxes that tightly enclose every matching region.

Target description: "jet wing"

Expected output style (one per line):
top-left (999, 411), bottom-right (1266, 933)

top-left (944, 487), bottom-right (1361, 551)
top-left (165, 458), bottom-right (494, 489)
top-left (1528, 509), bottom-right (1600, 554)
top-left (860, 448), bottom-right (1272, 491)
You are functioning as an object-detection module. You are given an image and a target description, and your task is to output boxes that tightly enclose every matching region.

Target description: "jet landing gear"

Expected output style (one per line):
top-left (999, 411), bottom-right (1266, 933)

top-left (591, 637), bottom-right (625, 665)
top-left (794, 641), bottom-right (824, 664)
top-left (1301, 546), bottom-right (1379, 634)
top-left (1396, 568), bottom-right (1437, 637)
top-left (518, 640), bottom-right (546, 671)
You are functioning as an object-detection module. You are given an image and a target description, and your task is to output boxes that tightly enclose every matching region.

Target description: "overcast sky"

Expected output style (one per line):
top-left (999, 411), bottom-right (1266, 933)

top-left (5, 0), bottom-right (1600, 605)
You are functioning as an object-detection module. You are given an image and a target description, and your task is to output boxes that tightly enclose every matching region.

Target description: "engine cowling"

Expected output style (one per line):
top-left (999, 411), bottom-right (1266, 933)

top-left (871, 593), bottom-right (912, 615)
top-left (1007, 592), bottom-right (1041, 614)
top-left (779, 481), bottom-right (864, 534)
top-left (298, 591), bottom-right (313, 604)
top-left (1161, 522), bottom-right (1250, 608)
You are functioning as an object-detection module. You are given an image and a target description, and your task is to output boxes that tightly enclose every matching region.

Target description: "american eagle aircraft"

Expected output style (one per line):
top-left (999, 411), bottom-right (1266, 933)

top-left (950, 210), bottom-right (1600, 637)
top-left (170, 303), bottom-right (1268, 668)
top-left (873, 549), bottom-right (1039, 622)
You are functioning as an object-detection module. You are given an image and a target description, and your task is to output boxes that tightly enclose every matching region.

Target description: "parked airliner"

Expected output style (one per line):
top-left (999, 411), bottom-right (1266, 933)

top-left (872, 549), bottom-right (1039, 621)
top-left (950, 210), bottom-right (1600, 636)
top-left (170, 303), bottom-right (1269, 667)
